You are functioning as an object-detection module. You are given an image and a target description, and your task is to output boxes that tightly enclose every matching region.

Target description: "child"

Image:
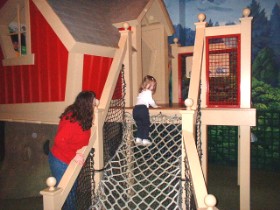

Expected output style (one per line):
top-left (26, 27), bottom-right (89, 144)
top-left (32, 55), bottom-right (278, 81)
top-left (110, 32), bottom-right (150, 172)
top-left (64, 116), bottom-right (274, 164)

top-left (133, 75), bottom-right (159, 146)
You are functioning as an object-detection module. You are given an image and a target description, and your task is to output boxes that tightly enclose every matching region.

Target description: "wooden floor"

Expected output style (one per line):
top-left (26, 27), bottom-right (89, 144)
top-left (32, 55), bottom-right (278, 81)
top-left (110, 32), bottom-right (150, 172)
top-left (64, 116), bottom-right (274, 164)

top-left (126, 103), bottom-right (186, 109)
top-left (1, 164), bottom-right (279, 210)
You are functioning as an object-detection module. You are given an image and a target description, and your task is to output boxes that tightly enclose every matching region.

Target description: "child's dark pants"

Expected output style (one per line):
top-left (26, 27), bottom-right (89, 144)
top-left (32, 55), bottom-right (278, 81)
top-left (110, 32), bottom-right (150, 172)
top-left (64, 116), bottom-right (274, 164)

top-left (133, 105), bottom-right (150, 139)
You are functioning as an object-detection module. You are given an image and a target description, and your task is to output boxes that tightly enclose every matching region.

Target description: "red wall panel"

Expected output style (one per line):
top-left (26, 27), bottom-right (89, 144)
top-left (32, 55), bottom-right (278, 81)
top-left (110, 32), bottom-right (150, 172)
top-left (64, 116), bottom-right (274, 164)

top-left (0, 0), bottom-right (8, 9)
top-left (83, 55), bottom-right (113, 99)
top-left (0, 0), bottom-right (68, 104)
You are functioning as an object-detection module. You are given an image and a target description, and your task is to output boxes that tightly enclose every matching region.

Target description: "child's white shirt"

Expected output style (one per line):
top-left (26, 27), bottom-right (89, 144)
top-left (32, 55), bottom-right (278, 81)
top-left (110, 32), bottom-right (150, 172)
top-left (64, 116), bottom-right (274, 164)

top-left (136, 89), bottom-right (159, 108)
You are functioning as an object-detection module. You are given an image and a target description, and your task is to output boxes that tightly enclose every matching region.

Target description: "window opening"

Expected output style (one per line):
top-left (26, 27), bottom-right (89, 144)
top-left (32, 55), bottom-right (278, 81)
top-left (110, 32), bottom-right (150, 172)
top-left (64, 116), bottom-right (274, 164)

top-left (179, 53), bottom-right (193, 104)
top-left (206, 35), bottom-right (240, 108)
top-left (9, 16), bottom-right (27, 57)
top-left (1, 0), bottom-right (33, 66)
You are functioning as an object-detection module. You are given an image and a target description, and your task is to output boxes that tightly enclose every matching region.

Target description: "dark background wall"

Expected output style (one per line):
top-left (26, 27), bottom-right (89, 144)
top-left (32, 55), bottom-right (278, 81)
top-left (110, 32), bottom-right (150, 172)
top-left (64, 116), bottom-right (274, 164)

top-left (0, 122), bottom-right (56, 199)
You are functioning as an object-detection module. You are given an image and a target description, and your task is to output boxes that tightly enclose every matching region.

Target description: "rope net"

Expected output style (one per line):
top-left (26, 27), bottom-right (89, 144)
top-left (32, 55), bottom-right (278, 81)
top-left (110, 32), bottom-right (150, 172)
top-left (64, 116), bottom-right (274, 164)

top-left (103, 68), bottom-right (126, 164)
top-left (74, 67), bottom-right (198, 209)
top-left (75, 68), bottom-right (125, 210)
top-left (76, 149), bottom-right (95, 210)
top-left (91, 113), bottom-right (184, 210)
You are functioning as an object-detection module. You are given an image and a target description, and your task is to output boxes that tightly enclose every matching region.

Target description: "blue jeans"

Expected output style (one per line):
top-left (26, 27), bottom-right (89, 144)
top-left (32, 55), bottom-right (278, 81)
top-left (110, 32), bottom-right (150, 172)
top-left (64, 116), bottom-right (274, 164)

top-left (48, 152), bottom-right (77, 210)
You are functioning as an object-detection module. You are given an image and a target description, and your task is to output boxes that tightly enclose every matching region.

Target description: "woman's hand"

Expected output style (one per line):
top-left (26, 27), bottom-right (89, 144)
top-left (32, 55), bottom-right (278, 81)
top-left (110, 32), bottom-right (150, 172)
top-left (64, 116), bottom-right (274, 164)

top-left (73, 153), bottom-right (85, 166)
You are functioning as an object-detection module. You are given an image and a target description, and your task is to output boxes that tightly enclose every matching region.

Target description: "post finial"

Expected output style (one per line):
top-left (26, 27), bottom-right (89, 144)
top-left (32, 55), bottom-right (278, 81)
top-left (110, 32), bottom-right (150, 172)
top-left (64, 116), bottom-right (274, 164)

top-left (197, 13), bottom-right (206, 22)
top-left (242, 8), bottom-right (251, 17)
top-left (204, 194), bottom-right (217, 210)
top-left (185, 98), bottom-right (193, 110)
top-left (173, 37), bottom-right (179, 44)
top-left (123, 22), bottom-right (129, 30)
top-left (46, 177), bottom-right (57, 191)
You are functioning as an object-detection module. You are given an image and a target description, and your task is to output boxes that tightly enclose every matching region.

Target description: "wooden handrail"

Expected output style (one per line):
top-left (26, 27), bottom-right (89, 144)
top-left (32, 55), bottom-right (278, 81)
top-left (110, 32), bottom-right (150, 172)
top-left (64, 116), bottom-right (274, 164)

top-left (180, 15), bottom-right (219, 210)
top-left (182, 130), bottom-right (208, 208)
top-left (98, 30), bottom-right (129, 123)
top-left (187, 21), bottom-right (206, 110)
top-left (40, 25), bottom-right (131, 210)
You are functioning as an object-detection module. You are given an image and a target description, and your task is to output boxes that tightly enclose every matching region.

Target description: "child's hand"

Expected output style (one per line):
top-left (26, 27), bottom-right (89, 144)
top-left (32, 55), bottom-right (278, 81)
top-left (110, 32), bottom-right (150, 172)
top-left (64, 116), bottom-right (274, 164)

top-left (73, 153), bottom-right (85, 166)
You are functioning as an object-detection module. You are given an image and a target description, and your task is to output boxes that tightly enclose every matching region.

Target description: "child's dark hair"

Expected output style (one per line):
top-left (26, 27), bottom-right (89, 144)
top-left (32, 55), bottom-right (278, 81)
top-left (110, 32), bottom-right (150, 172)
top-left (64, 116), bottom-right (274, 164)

top-left (139, 75), bottom-right (157, 93)
top-left (60, 91), bottom-right (96, 130)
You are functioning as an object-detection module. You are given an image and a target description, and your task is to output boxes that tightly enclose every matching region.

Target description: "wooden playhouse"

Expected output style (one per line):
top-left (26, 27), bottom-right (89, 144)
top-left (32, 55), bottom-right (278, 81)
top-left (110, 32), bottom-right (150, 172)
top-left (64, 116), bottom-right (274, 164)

top-left (0, 1), bottom-right (256, 210)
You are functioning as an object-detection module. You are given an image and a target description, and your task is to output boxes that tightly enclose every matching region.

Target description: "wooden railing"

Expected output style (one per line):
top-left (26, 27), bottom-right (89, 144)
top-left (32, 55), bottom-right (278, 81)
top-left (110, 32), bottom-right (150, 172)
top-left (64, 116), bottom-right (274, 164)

top-left (40, 23), bottom-right (132, 210)
top-left (180, 13), bottom-right (219, 210)
top-left (40, 14), bottom-right (220, 209)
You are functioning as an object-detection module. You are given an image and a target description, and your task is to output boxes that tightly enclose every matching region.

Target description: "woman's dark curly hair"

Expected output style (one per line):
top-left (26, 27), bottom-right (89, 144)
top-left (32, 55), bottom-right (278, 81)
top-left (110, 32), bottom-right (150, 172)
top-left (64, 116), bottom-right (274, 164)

top-left (60, 91), bottom-right (96, 131)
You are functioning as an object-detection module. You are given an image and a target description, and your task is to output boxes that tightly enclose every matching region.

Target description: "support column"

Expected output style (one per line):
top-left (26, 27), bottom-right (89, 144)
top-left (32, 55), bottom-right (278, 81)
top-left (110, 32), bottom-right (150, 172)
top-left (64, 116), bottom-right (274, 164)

top-left (239, 125), bottom-right (251, 210)
top-left (123, 24), bottom-right (133, 107)
top-left (170, 38), bottom-right (181, 104)
top-left (92, 108), bottom-right (104, 192)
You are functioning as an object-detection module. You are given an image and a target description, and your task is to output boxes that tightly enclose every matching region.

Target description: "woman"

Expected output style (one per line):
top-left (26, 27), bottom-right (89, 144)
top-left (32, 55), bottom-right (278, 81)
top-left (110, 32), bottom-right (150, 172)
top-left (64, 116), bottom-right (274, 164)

top-left (48, 90), bottom-right (96, 210)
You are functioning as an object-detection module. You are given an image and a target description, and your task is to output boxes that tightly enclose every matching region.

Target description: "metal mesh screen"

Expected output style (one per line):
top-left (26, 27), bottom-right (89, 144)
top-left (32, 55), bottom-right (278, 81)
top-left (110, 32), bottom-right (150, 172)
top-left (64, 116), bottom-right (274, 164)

top-left (206, 35), bottom-right (240, 107)
top-left (207, 111), bottom-right (280, 171)
top-left (208, 126), bottom-right (238, 165)
top-left (251, 111), bottom-right (280, 171)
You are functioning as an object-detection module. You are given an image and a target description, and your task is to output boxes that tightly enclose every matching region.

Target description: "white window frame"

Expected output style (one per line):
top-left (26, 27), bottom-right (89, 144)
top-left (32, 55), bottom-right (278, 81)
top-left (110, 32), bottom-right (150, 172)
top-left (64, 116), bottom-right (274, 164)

top-left (0, 0), bottom-right (34, 66)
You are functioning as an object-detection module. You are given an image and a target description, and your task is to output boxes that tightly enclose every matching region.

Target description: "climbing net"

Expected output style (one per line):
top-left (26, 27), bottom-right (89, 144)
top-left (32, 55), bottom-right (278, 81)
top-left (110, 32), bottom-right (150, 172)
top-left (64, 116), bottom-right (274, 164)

top-left (75, 67), bottom-right (199, 209)
top-left (103, 68), bottom-right (126, 164)
top-left (75, 68), bottom-right (125, 210)
top-left (89, 113), bottom-right (184, 210)
top-left (76, 111), bottom-right (198, 210)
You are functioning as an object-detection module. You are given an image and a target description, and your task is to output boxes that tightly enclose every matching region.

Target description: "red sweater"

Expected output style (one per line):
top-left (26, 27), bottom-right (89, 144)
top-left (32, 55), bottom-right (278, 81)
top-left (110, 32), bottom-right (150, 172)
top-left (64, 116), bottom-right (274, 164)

top-left (51, 116), bottom-right (91, 164)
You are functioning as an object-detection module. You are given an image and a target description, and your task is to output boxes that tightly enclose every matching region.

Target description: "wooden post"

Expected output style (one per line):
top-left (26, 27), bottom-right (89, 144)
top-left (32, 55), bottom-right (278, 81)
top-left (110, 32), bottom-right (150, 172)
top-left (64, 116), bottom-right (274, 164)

top-left (40, 177), bottom-right (63, 210)
top-left (239, 125), bottom-right (251, 210)
top-left (92, 108), bottom-right (104, 192)
top-left (122, 23), bottom-right (133, 107)
top-left (239, 8), bottom-right (253, 210)
top-left (170, 38), bottom-right (181, 104)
